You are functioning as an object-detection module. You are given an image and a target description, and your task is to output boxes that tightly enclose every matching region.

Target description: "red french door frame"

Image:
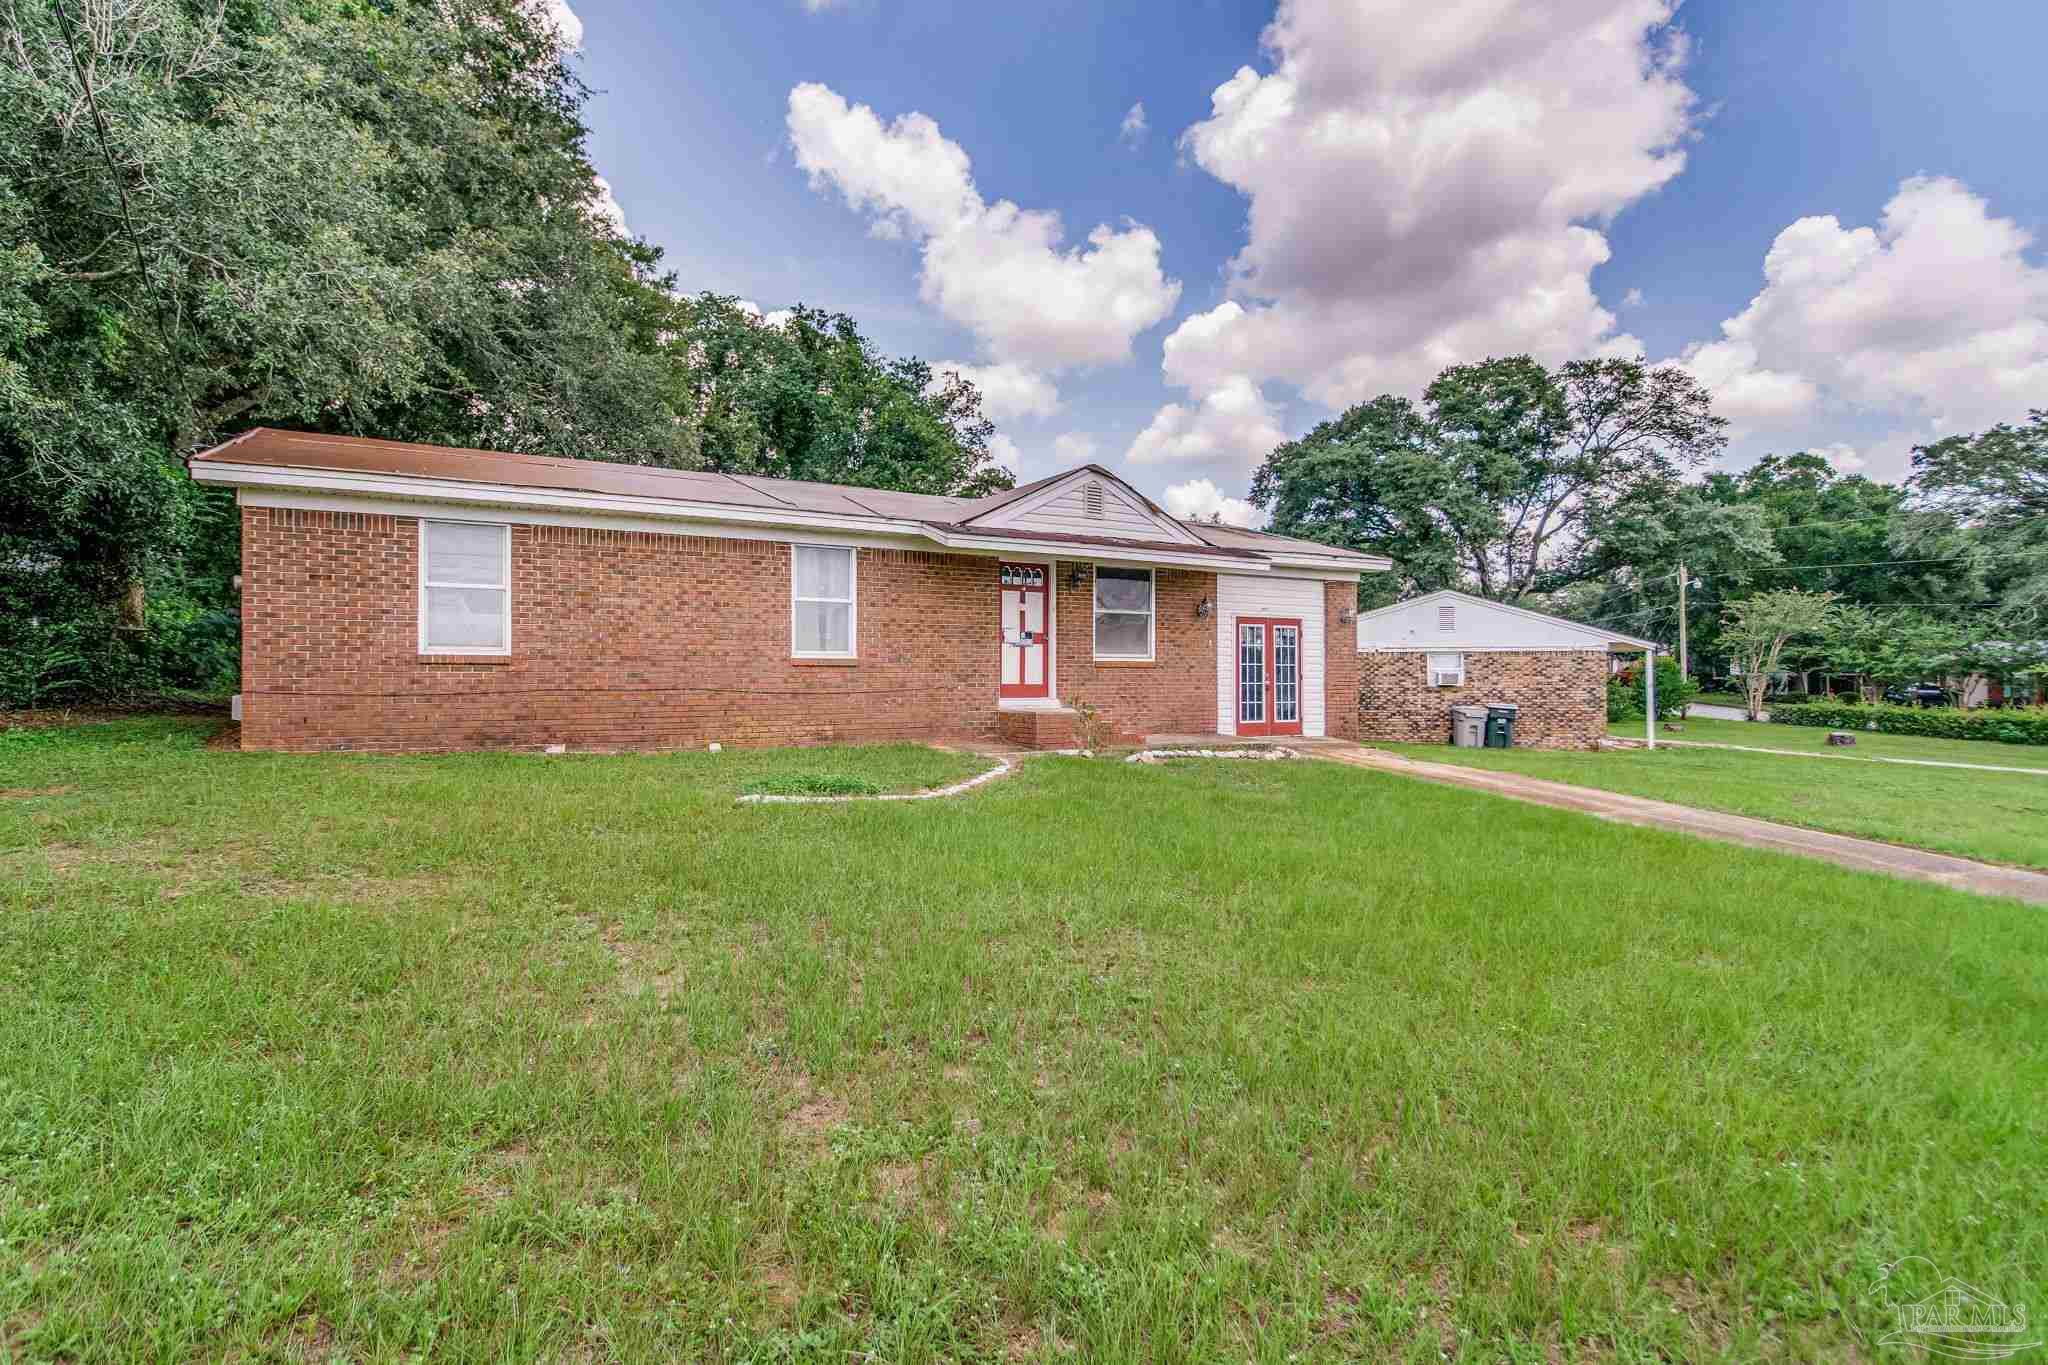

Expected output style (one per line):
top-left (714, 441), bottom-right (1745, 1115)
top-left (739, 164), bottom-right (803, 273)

top-left (1236, 616), bottom-right (1303, 736)
top-left (998, 561), bottom-right (1052, 699)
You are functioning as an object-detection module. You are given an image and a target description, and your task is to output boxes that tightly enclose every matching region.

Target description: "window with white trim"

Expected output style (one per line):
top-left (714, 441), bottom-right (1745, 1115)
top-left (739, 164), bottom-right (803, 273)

top-left (1093, 565), bottom-right (1153, 659)
top-left (419, 520), bottom-right (510, 654)
top-left (1427, 652), bottom-right (1465, 687)
top-left (791, 544), bottom-right (856, 657)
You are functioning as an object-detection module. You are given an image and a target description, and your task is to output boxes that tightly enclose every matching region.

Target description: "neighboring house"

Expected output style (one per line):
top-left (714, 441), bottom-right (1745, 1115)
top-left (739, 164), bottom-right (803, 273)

top-left (1355, 591), bottom-right (1658, 749)
top-left (188, 429), bottom-right (1389, 752)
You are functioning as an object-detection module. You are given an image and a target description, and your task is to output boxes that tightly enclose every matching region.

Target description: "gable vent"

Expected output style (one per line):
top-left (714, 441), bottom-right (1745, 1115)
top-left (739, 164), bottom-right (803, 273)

top-left (1438, 604), bottom-right (1456, 632)
top-left (1082, 481), bottom-right (1105, 518)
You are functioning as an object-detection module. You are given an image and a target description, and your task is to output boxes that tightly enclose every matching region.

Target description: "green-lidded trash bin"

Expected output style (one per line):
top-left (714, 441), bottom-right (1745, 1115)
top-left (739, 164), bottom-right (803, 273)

top-left (1450, 705), bottom-right (1488, 748)
top-left (1484, 703), bottom-right (1519, 748)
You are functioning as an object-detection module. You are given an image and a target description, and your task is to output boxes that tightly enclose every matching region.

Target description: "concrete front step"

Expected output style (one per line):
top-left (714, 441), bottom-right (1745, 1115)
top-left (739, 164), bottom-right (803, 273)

top-left (995, 706), bottom-right (1143, 751)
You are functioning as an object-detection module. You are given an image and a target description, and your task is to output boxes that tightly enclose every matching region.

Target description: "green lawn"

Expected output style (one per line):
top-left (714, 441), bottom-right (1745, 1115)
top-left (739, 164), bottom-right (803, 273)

top-left (1652, 715), bottom-right (2048, 772)
top-left (1689, 691), bottom-right (1749, 708)
top-left (1380, 733), bottom-right (2048, 869)
top-left (4, 719), bottom-right (2045, 1362)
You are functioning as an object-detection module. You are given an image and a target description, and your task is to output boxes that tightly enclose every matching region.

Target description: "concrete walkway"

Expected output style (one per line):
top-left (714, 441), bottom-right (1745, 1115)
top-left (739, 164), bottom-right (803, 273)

top-left (1612, 735), bottom-right (2048, 777)
top-left (1315, 744), bottom-right (2048, 905)
top-left (1686, 702), bottom-right (1763, 722)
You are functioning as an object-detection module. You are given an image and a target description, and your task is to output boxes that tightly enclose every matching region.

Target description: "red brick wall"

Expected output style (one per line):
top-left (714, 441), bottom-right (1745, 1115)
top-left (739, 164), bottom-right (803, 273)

top-left (1324, 582), bottom-right (1360, 740)
top-left (237, 508), bottom-right (1222, 752)
top-left (1052, 563), bottom-right (1217, 740)
top-left (1356, 649), bottom-right (1608, 750)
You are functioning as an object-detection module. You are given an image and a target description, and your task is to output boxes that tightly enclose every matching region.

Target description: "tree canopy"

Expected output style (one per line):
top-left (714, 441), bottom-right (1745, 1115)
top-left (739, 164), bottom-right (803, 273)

top-left (0, 0), bottom-right (1007, 703)
top-left (1250, 356), bottom-right (1725, 606)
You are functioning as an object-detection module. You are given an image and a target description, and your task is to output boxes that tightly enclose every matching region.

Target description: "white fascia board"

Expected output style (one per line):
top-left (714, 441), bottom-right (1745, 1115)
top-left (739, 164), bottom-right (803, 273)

top-left (235, 488), bottom-right (931, 552)
top-left (923, 527), bottom-right (1266, 572)
top-left (196, 461), bottom-right (933, 539)
top-left (205, 462), bottom-right (1276, 568)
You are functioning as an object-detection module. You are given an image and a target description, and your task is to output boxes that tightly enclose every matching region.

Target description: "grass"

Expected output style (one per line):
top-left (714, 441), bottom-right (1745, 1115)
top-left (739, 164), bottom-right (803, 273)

top-left (1689, 691), bottom-right (1749, 708)
top-left (3, 718), bottom-right (2045, 1362)
top-left (737, 753), bottom-right (989, 799)
top-left (1380, 733), bottom-right (2048, 869)
top-left (1651, 715), bottom-right (2048, 772)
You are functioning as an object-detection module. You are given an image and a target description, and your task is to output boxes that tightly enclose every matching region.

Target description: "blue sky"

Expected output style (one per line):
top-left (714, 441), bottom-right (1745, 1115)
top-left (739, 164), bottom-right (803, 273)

top-left (564, 0), bottom-right (2048, 521)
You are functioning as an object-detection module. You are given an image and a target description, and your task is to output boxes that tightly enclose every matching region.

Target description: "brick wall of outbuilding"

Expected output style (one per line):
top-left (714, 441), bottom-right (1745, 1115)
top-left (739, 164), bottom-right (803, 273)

top-left (237, 507), bottom-right (1227, 752)
top-left (1356, 649), bottom-right (1608, 750)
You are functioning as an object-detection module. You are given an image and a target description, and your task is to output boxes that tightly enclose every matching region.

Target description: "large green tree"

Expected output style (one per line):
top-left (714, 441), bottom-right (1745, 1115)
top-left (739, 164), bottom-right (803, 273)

top-left (1250, 356), bottom-right (1726, 605)
top-left (1910, 411), bottom-right (2048, 612)
top-left (0, 0), bottom-right (1006, 703)
top-left (1572, 451), bottom-right (1990, 674)
top-left (670, 296), bottom-right (1011, 496)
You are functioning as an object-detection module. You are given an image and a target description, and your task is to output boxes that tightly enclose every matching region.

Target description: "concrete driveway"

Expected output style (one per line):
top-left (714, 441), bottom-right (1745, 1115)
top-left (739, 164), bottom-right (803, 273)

top-left (1315, 743), bottom-right (2048, 906)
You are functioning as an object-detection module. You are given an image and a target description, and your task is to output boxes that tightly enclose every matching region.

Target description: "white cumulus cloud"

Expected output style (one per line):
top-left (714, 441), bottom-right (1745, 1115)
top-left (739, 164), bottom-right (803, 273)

top-left (1131, 0), bottom-right (1695, 472)
top-left (1119, 102), bottom-right (1149, 147)
top-left (1126, 375), bottom-right (1289, 468)
top-left (1678, 176), bottom-right (2048, 461)
top-left (1052, 433), bottom-right (1099, 464)
top-left (586, 175), bottom-right (627, 237)
top-left (929, 361), bottom-right (1061, 422)
top-left (530, 0), bottom-right (582, 49)
top-left (1163, 478), bottom-right (1263, 527)
top-left (987, 432), bottom-right (1023, 477)
top-left (786, 83), bottom-right (1182, 382)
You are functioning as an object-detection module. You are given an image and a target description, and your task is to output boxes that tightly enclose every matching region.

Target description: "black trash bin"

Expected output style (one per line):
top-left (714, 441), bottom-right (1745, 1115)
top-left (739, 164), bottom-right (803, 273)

top-left (1484, 703), bottom-right (1519, 748)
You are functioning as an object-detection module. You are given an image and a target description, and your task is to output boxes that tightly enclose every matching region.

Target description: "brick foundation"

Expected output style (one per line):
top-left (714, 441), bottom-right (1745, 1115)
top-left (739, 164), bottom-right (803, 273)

top-left (1356, 649), bottom-right (1608, 750)
top-left (237, 508), bottom-right (1227, 753)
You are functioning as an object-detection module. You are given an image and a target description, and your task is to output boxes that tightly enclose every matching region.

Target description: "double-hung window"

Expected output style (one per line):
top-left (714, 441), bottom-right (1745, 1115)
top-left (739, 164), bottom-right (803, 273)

top-left (792, 544), bottom-right (856, 657)
top-left (1093, 565), bottom-right (1154, 660)
top-left (419, 520), bottom-right (510, 654)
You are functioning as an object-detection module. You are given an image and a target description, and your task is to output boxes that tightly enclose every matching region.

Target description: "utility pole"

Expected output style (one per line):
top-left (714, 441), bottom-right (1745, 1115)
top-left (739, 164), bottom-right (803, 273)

top-left (1676, 561), bottom-right (1689, 679)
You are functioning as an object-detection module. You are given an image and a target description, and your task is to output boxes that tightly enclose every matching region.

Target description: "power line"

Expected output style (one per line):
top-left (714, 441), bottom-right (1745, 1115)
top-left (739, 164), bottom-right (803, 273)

top-left (1748, 550), bottom-right (2048, 573)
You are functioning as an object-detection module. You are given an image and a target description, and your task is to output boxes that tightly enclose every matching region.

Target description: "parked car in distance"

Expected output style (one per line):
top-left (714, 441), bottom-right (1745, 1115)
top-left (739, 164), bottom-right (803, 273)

top-left (1883, 683), bottom-right (1954, 707)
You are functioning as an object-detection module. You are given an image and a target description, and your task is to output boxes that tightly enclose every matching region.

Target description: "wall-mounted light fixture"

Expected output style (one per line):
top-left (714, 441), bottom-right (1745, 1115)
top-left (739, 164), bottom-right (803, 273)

top-left (1065, 566), bottom-right (1088, 592)
top-left (1195, 597), bottom-right (1213, 619)
top-left (1338, 606), bottom-right (1357, 625)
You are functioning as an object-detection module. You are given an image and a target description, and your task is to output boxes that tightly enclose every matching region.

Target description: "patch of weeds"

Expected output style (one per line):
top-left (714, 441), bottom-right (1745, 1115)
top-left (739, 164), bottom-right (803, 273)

top-left (743, 772), bottom-right (884, 797)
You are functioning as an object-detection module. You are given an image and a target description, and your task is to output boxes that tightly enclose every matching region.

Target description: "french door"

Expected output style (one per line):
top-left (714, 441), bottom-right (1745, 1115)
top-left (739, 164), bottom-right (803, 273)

top-left (1236, 617), bottom-right (1302, 736)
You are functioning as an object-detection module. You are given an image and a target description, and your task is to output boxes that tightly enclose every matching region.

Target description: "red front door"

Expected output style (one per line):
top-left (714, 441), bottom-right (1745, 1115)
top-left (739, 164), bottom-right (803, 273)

top-left (1236, 617), bottom-right (1303, 736)
top-left (999, 563), bottom-right (1050, 698)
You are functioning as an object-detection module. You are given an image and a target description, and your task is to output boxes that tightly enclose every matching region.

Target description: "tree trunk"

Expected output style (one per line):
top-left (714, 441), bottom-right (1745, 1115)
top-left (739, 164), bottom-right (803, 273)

top-left (117, 578), bottom-right (146, 631)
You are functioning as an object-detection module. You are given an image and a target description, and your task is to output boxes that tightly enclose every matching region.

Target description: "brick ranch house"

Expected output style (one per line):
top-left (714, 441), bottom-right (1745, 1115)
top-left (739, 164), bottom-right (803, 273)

top-left (190, 429), bottom-right (1396, 753)
top-left (1355, 590), bottom-right (1658, 749)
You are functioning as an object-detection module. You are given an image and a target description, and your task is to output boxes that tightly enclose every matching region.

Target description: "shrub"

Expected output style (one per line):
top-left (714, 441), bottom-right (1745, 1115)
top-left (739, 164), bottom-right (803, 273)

top-left (1608, 657), bottom-right (1697, 721)
top-left (1770, 702), bottom-right (2048, 745)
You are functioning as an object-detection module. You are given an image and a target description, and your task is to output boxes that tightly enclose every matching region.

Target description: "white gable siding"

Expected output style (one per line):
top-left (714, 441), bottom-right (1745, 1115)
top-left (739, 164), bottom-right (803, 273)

top-left (976, 472), bottom-right (1201, 545)
top-left (1215, 573), bottom-right (1326, 737)
top-left (1357, 594), bottom-right (1617, 652)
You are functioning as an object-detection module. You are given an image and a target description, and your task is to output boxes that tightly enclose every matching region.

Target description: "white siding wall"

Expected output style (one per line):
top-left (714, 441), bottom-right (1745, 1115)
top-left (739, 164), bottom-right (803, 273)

top-left (1215, 573), bottom-right (1326, 737)
top-left (979, 475), bottom-right (1199, 544)
top-left (1356, 594), bottom-right (1618, 651)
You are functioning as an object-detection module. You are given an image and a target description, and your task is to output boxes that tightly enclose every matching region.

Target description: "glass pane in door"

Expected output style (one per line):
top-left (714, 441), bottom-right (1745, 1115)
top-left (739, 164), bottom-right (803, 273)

top-left (1274, 626), bottom-right (1299, 723)
top-left (1238, 623), bottom-right (1265, 723)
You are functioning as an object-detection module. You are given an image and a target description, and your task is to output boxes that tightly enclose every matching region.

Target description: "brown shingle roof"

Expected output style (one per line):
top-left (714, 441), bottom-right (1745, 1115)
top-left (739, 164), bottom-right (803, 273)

top-left (193, 428), bottom-right (1387, 567)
